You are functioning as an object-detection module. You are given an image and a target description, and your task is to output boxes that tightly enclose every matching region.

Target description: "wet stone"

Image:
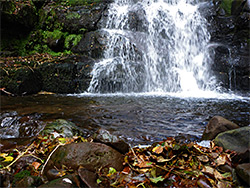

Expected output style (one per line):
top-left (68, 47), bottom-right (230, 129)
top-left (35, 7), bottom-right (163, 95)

top-left (44, 142), bottom-right (124, 181)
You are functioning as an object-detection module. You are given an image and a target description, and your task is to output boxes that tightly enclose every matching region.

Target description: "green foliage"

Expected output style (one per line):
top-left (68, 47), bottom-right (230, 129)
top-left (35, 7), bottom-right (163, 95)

top-left (64, 34), bottom-right (82, 49)
top-left (61, 0), bottom-right (102, 6)
top-left (220, 0), bottom-right (233, 15)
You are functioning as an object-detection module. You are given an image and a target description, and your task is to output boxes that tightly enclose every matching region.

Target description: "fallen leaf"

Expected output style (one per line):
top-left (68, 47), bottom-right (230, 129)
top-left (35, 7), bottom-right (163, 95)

top-left (157, 155), bottom-right (175, 163)
top-left (122, 166), bottom-right (130, 174)
top-left (137, 161), bottom-right (154, 168)
top-left (149, 176), bottom-right (165, 184)
top-left (152, 145), bottom-right (163, 154)
top-left (32, 162), bottom-right (41, 170)
top-left (197, 155), bottom-right (209, 163)
top-left (0, 153), bottom-right (8, 157)
top-left (216, 154), bottom-right (228, 166)
top-left (210, 152), bottom-right (219, 159)
top-left (3, 156), bottom-right (14, 162)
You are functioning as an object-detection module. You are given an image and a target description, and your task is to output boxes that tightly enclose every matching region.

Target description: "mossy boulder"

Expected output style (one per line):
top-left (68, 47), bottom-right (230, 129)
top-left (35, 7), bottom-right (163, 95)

top-left (40, 119), bottom-right (84, 138)
top-left (214, 126), bottom-right (250, 153)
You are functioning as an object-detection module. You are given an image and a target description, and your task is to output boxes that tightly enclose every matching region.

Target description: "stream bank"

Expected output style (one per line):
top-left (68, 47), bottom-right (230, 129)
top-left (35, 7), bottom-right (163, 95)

top-left (0, 117), bottom-right (249, 187)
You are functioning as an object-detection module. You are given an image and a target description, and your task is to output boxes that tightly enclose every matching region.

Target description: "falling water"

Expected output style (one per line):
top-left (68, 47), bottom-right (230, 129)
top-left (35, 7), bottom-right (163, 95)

top-left (88, 0), bottom-right (219, 94)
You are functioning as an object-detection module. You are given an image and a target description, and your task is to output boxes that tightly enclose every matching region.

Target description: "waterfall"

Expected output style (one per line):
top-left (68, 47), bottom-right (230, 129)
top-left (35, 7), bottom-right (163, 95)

top-left (88, 0), bottom-right (219, 94)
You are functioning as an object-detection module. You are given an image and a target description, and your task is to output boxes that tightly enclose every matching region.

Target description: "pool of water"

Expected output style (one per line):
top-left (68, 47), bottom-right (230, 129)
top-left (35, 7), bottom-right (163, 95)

top-left (0, 93), bottom-right (249, 145)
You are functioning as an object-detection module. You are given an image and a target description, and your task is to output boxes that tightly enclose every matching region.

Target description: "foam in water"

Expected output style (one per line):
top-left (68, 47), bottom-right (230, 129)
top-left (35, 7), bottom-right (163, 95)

top-left (87, 0), bottom-right (220, 95)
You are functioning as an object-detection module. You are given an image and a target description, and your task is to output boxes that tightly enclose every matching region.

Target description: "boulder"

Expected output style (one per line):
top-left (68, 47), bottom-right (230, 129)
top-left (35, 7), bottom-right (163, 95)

top-left (93, 129), bottom-right (129, 154)
top-left (40, 119), bottom-right (84, 138)
top-left (0, 67), bottom-right (42, 96)
top-left (202, 116), bottom-right (239, 140)
top-left (232, 148), bottom-right (250, 164)
top-left (236, 163), bottom-right (250, 186)
top-left (214, 126), bottom-right (250, 153)
top-left (44, 142), bottom-right (124, 181)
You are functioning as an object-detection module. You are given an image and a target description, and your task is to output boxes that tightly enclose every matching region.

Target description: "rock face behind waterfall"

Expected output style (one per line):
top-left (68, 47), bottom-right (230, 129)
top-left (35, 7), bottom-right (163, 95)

top-left (208, 0), bottom-right (249, 91)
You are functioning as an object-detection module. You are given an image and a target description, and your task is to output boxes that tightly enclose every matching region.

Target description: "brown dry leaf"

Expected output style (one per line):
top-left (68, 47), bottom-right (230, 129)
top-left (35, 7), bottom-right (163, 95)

top-left (157, 155), bottom-right (175, 163)
top-left (197, 155), bottom-right (209, 163)
top-left (210, 152), bottom-right (219, 159)
top-left (32, 162), bottom-right (41, 170)
top-left (137, 161), bottom-right (154, 168)
top-left (216, 154), bottom-right (229, 166)
top-left (122, 166), bottom-right (130, 175)
top-left (152, 145), bottom-right (163, 154)
top-left (202, 165), bottom-right (214, 175)
top-left (214, 169), bottom-right (224, 180)
top-left (217, 181), bottom-right (231, 188)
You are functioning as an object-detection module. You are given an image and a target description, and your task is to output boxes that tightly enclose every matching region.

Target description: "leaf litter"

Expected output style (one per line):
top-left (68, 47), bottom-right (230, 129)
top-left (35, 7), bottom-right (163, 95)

top-left (97, 137), bottom-right (236, 187)
top-left (0, 134), bottom-right (236, 187)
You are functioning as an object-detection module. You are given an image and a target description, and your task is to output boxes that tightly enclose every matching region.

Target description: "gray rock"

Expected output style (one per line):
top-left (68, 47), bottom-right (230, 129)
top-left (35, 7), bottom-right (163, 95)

top-left (78, 166), bottom-right (98, 188)
top-left (93, 129), bottom-right (129, 154)
top-left (214, 126), bottom-right (250, 153)
top-left (202, 116), bottom-right (239, 140)
top-left (236, 163), bottom-right (250, 186)
top-left (44, 142), bottom-right (124, 181)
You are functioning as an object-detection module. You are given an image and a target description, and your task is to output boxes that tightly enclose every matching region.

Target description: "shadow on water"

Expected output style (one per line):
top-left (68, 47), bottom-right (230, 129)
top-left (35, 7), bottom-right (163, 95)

top-left (1, 94), bottom-right (249, 145)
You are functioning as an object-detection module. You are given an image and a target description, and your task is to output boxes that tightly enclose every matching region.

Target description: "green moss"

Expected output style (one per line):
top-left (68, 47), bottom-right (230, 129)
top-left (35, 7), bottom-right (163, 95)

top-left (1, 1), bottom-right (16, 14)
top-left (14, 170), bottom-right (31, 179)
top-left (64, 34), bottom-right (82, 49)
top-left (42, 30), bottom-right (65, 42)
top-left (66, 12), bottom-right (81, 20)
top-left (1, 34), bottom-right (30, 56)
top-left (220, 0), bottom-right (234, 15)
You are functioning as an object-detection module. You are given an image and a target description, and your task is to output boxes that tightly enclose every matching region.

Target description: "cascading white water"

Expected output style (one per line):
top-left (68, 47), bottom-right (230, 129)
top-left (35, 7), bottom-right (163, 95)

top-left (88, 0), bottom-right (219, 94)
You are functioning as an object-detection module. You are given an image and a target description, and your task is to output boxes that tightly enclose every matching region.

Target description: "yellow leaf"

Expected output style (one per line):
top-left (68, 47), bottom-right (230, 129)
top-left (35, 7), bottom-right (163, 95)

top-left (58, 138), bottom-right (66, 144)
top-left (4, 156), bottom-right (14, 162)
top-left (0, 153), bottom-right (8, 157)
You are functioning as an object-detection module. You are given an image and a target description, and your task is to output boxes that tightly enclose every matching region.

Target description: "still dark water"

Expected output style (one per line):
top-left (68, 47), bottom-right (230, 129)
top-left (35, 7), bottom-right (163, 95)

top-left (0, 94), bottom-right (249, 145)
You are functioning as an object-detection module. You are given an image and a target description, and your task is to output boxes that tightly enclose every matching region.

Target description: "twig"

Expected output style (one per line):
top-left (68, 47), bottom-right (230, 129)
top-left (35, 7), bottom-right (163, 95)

top-left (129, 144), bottom-right (141, 163)
top-left (41, 143), bottom-right (63, 175)
top-left (2, 143), bottom-right (33, 171)
top-left (0, 88), bottom-right (14, 96)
